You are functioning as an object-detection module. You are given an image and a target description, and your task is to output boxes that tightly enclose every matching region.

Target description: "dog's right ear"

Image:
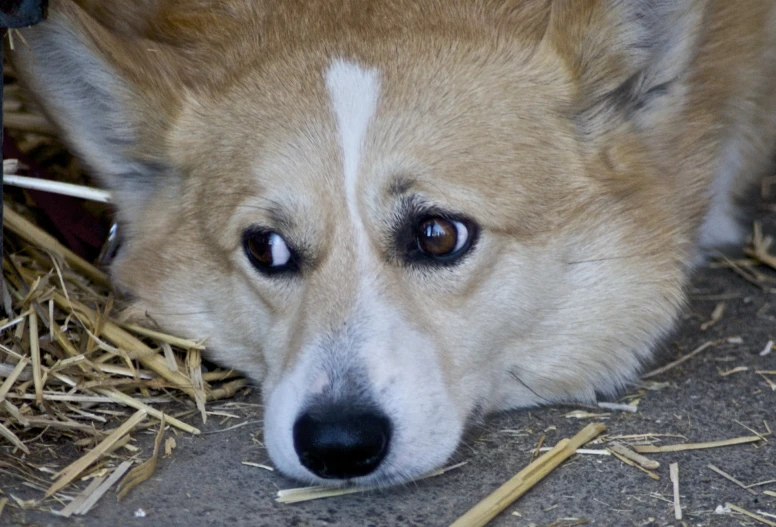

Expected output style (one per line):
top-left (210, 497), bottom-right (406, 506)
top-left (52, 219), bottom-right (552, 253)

top-left (543, 0), bottom-right (706, 141)
top-left (9, 0), bottom-right (186, 228)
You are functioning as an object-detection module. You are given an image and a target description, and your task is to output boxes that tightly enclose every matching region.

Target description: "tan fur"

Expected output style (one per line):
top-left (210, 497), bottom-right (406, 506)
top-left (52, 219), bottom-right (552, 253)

top-left (10, 0), bottom-right (776, 484)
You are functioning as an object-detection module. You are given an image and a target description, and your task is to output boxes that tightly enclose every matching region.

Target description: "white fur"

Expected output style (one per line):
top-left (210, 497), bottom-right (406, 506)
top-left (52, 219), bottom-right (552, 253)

top-left (325, 59), bottom-right (381, 262)
top-left (263, 299), bottom-right (463, 485)
top-left (263, 346), bottom-right (323, 482)
top-left (355, 302), bottom-right (462, 484)
top-left (698, 137), bottom-right (745, 249)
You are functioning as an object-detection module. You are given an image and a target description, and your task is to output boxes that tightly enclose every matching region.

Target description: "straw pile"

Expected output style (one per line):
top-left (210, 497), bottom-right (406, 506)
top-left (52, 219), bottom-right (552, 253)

top-left (1, 67), bottom-right (248, 516)
top-left (1, 202), bottom-right (249, 509)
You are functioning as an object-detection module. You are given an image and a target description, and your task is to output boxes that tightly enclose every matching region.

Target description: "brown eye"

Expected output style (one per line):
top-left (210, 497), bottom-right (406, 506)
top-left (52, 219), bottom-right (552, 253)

top-left (243, 229), bottom-right (295, 275)
top-left (416, 217), bottom-right (469, 257)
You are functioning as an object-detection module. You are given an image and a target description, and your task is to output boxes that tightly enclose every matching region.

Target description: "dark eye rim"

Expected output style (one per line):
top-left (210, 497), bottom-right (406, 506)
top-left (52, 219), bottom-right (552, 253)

top-left (406, 212), bottom-right (479, 266)
top-left (242, 227), bottom-right (300, 276)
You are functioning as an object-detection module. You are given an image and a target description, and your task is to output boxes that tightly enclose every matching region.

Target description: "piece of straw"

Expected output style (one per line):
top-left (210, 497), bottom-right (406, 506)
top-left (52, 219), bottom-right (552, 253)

top-left (208, 378), bottom-right (249, 401)
top-left (642, 341), bottom-right (718, 379)
top-left (43, 288), bottom-right (199, 399)
top-left (532, 434), bottom-right (545, 459)
top-left (708, 464), bottom-right (757, 495)
top-left (2, 399), bottom-right (29, 427)
top-left (201, 370), bottom-right (241, 382)
top-left (276, 484), bottom-right (378, 504)
top-left (3, 175), bottom-right (112, 203)
top-left (187, 349), bottom-right (207, 423)
top-left (608, 442), bottom-right (659, 470)
top-left (449, 423), bottom-right (606, 527)
top-left (597, 402), bottom-right (637, 413)
top-left (120, 323), bottom-right (206, 350)
top-left (3, 206), bottom-right (110, 288)
top-left (162, 343), bottom-right (180, 372)
top-left (0, 421), bottom-right (30, 455)
top-left (29, 311), bottom-right (43, 405)
top-left (93, 388), bottom-right (200, 435)
top-left (726, 503), bottom-right (776, 527)
top-left (759, 373), bottom-right (776, 391)
top-left (75, 460), bottom-right (134, 514)
top-left (700, 302), bottom-right (725, 330)
top-left (607, 449), bottom-right (659, 480)
top-left (536, 448), bottom-right (609, 456)
top-left (117, 416), bottom-right (166, 501)
top-left (0, 313), bottom-right (27, 333)
top-left (164, 438), bottom-right (177, 457)
top-left (633, 436), bottom-right (762, 453)
top-left (242, 462), bottom-right (273, 471)
top-left (0, 357), bottom-right (29, 403)
top-left (7, 392), bottom-right (168, 404)
top-left (58, 475), bottom-right (105, 517)
top-left (718, 366), bottom-right (749, 376)
top-left (2, 111), bottom-right (56, 134)
top-left (670, 463), bottom-right (681, 520)
top-left (747, 479), bottom-right (776, 489)
top-left (276, 462), bottom-right (467, 504)
top-left (46, 409), bottom-right (147, 497)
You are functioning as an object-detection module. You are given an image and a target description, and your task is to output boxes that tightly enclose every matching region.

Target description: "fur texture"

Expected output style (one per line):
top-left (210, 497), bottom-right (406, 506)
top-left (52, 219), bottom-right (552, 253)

top-left (10, 0), bottom-right (776, 485)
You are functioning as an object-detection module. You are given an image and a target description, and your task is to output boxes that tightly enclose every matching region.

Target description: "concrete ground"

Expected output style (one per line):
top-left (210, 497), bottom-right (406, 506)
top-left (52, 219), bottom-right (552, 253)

top-left (4, 227), bottom-right (776, 526)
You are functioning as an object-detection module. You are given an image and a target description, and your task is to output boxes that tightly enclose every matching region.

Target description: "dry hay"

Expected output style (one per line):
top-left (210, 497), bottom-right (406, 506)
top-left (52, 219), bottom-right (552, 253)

top-left (0, 204), bottom-right (249, 514)
top-left (1, 69), bottom-right (248, 517)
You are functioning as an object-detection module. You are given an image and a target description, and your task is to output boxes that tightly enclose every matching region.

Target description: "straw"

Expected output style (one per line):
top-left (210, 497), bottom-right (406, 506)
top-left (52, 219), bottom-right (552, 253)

top-left (449, 423), bottom-right (606, 527)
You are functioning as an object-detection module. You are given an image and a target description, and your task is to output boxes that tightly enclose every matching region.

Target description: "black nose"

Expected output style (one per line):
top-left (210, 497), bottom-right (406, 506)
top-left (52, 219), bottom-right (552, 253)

top-left (293, 404), bottom-right (391, 479)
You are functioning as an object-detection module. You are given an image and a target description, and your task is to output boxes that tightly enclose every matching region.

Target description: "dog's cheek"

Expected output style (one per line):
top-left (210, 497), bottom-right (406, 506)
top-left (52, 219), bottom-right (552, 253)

top-left (494, 220), bottom-right (688, 405)
top-left (112, 235), bottom-right (274, 382)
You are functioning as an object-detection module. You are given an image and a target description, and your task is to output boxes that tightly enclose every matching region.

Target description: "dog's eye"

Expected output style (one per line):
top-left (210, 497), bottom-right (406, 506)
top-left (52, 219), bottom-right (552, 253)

top-left (243, 229), bottom-right (296, 274)
top-left (416, 217), bottom-right (470, 258)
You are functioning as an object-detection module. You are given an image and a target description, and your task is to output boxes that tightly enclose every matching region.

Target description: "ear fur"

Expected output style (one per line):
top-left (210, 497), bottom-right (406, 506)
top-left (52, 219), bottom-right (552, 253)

top-left (9, 0), bottom-right (186, 228)
top-left (545, 0), bottom-right (707, 138)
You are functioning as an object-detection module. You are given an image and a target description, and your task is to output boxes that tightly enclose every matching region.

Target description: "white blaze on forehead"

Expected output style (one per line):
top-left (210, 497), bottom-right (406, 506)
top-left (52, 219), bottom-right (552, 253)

top-left (324, 59), bottom-right (381, 259)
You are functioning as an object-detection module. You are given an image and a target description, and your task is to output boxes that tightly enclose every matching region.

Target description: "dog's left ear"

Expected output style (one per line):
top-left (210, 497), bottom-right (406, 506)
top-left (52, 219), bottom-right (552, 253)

top-left (8, 0), bottom-right (191, 230)
top-left (545, 0), bottom-right (706, 138)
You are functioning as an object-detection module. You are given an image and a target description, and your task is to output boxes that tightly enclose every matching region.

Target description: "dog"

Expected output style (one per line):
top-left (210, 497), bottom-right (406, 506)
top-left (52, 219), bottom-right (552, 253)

top-left (10, 0), bottom-right (776, 486)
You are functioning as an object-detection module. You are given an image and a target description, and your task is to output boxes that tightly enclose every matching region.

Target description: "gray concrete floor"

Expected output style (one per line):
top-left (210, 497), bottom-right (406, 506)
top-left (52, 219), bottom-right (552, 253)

top-left (4, 232), bottom-right (776, 527)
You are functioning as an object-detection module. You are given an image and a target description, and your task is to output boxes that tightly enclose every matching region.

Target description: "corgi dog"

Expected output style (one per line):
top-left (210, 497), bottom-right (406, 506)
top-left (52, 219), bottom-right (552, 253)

top-left (10, 0), bottom-right (776, 486)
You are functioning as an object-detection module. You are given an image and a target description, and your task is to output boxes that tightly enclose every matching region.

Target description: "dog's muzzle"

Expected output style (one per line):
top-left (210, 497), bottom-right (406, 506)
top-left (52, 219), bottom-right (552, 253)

top-left (292, 402), bottom-right (392, 479)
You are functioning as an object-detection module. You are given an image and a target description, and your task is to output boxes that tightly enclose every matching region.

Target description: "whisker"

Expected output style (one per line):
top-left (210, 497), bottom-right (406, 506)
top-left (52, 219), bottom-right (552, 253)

top-left (566, 252), bottom-right (660, 265)
top-left (143, 310), bottom-right (214, 317)
top-left (205, 204), bottom-right (276, 214)
top-left (508, 369), bottom-right (553, 404)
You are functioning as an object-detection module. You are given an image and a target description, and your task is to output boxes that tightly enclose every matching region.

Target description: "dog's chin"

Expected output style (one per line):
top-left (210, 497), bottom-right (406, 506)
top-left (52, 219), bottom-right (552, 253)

top-left (266, 435), bottom-right (462, 488)
top-left (271, 460), bottom-right (452, 489)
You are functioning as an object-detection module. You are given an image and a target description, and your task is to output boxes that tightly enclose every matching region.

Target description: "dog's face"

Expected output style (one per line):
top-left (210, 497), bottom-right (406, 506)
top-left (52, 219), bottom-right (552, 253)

top-left (13, 0), bottom-right (707, 484)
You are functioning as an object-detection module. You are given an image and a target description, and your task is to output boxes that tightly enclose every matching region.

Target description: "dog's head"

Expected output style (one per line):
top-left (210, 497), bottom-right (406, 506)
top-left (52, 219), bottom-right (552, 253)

top-left (12, 0), bottom-right (706, 485)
